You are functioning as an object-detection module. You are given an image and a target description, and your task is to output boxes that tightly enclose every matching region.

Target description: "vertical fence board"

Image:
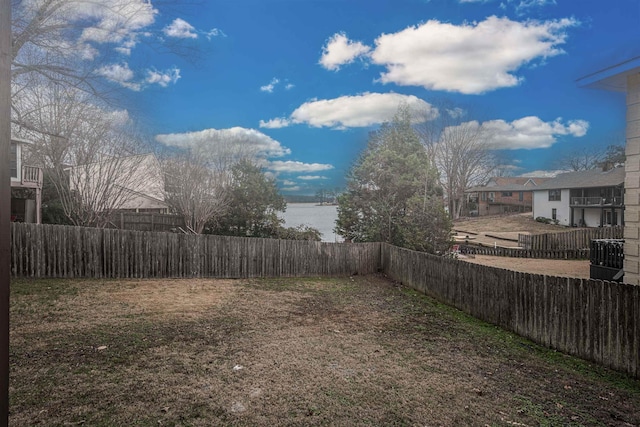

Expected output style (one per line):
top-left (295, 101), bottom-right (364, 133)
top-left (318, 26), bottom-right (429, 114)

top-left (380, 243), bottom-right (639, 379)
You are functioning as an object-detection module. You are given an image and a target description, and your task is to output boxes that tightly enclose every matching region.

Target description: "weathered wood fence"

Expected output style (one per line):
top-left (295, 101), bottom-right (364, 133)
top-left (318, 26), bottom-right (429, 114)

top-left (518, 226), bottom-right (623, 250)
top-left (108, 212), bottom-right (185, 233)
top-left (461, 245), bottom-right (590, 260)
top-left (9, 223), bottom-right (640, 378)
top-left (10, 223), bottom-right (380, 278)
top-left (381, 244), bottom-right (639, 378)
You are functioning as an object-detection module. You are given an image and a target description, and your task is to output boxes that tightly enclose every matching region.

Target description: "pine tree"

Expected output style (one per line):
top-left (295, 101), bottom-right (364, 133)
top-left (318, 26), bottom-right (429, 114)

top-left (335, 106), bottom-right (451, 253)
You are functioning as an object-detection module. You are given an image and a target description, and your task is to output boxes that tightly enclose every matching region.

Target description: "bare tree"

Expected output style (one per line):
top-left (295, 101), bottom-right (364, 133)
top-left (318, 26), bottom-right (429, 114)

top-left (163, 153), bottom-right (231, 234)
top-left (158, 131), bottom-right (267, 234)
top-left (12, 80), bottom-right (147, 227)
top-left (416, 102), bottom-right (497, 220)
top-left (556, 147), bottom-right (604, 171)
top-left (10, 0), bottom-right (179, 92)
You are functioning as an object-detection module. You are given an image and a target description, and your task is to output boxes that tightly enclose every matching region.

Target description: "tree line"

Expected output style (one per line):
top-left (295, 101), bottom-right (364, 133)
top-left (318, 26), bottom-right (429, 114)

top-left (9, 1), bottom-right (625, 253)
top-left (9, 0), bottom-right (320, 241)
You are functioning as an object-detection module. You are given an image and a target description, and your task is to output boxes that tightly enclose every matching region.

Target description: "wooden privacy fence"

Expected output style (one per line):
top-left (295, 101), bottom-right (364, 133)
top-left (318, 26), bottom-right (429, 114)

top-left (9, 223), bottom-right (640, 378)
top-left (10, 223), bottom-right (380, 279)
top-left (461, 245), bottom-right (590, 260)
top-left (108, 212), bottom-right (186, 233)
top-left (518, 226), bottom-right (623, 250)
top-left (381, 244), bottom-right (639, 378)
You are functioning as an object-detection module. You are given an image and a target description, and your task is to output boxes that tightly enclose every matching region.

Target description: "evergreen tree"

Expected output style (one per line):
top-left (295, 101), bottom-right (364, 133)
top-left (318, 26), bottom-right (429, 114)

top-left (209, 159), bottom-right (286, 237)
top-left (335, 106), bottom-right (451, 253)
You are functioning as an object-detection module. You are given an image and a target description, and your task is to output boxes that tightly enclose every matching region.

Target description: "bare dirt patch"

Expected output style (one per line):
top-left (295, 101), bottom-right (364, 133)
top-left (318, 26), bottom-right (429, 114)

top-left (454, 212), bottom-right (569, 235)
top-left (453, 213), bottom-right (593, 277)
top-left (460, 255), bottom-right (591, 279)
top-left (10, 276), bottom-right (639, 426)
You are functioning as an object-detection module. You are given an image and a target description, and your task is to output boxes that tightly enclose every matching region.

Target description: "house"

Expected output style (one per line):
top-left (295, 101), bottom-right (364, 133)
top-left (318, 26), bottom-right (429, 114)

top-left (577, 55), bottom-right (640, 284)
top-left (10, 138), bottom-right (43, 223)
top-left (466, 177), bottom-right (551, 216)
top-left (67, 153), bottom-right (169, 215)
top-left (531, 167), bottom-right (624, 227)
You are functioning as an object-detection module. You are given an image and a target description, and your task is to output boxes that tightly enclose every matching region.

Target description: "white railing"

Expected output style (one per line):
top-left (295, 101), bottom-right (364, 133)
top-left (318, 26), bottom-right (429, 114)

top-left (20, 165), bottom-right (43, 186)
top-left (570, 196), bottom-right (623, 206)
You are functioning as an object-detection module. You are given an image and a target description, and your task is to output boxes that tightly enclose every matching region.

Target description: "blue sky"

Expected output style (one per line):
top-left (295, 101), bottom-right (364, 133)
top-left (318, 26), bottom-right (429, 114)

top-left (92, 0), bottom-right (640, 194)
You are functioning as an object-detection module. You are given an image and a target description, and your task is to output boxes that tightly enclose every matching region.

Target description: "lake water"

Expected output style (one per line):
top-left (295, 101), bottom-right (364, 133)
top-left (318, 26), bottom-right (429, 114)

top-left (282, 203), bottom-right (343, 242)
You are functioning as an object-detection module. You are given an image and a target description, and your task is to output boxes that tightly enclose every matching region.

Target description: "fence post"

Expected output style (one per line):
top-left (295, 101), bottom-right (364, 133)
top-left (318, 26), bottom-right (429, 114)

top-left (0, 0), bottom-right (10, 421)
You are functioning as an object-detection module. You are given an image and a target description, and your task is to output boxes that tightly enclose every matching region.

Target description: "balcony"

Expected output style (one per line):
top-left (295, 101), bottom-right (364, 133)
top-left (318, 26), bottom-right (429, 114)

top-left (570, 196), bottom-right (623, 207)
top-left (11, 165), bottom-right (43, 189)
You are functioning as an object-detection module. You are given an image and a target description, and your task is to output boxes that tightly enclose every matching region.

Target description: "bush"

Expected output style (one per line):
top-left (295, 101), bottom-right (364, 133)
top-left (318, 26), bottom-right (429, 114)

top-left (535, 216), bottom-right (551, 224)
top-left (277, 225), bottom-right (322, 241)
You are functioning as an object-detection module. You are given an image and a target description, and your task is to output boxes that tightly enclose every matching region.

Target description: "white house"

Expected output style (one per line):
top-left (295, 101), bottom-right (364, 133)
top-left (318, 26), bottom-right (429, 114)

top-left (10, 138), bottom-right (43, 223)
top-left (532, 167), bottom-right (624, 227)
top-left (67, 153), bottom-right (168, 214)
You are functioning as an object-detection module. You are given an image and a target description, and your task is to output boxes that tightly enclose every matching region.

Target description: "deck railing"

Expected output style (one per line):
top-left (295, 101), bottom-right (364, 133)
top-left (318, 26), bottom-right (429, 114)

top-left (20, 165), bottom-right (43, 186)
top-left (570, 196), bottom-right (623, 206)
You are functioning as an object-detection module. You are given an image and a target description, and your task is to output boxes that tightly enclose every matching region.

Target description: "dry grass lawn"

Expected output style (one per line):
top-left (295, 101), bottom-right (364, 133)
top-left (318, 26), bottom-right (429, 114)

top-left (454, 213), bottom-right (592, 278)
top-left (460, 255), bottom-right (591, 279)
top-left (454, 213), bottom-right (570, 235)
top-left (10, 276), bottom-right (640, 426)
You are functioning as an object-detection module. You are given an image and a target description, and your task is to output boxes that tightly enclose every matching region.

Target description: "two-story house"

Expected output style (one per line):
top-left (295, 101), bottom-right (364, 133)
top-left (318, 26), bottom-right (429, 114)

top-left (532, 166), bottom-right (624, 227)
top-left (466, 177), bottom-right (552, 216)
top-left (10, 138), bottom-right (43, 223)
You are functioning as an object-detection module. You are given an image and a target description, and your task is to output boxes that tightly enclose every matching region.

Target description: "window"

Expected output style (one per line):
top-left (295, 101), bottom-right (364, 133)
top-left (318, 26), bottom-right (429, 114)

top-left (10, 143), bottom-right (17, 179)
top-left (488, 192), bottom-right (495, 202)
top-left (481, 192), bottom-right (486, 201)
top-left (549, 190), bottom-right (561, 201)
top-left (501, 191), bottom-right (512, 197)
top-left (519, 192), bottom-right (524, 201)
top-left (552, 208), bottom-right (557, 220)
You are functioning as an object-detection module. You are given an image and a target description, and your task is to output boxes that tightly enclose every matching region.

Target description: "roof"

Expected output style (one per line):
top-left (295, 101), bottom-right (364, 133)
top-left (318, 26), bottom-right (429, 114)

top-left (466, 177), bottom-right (552, 193)
top-left (532, 167), bottom-right (625, 191)
top-left (577, 55), bottom-right (640, 92)
top-left (11, 137), bottom-right (33, 145)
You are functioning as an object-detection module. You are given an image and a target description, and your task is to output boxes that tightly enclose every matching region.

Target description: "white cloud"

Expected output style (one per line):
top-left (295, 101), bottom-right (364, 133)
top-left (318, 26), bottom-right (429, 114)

top-left (96, 63), bottom-right (141, 91)
top-left (77, 0), bottom-right (157, 44)
top-left (96, 63), bottom-right (181, 90)
top-left (205, 28), bottom-right (227, 39)
top-left (146, 67), bottom-right (181, 87)
top-left (163, 18), bottom-right (198, 39)
top-left (298, 176), bottom-right (328, 180)
top-left (114, 39), bottom-right (137, 56)
top-left (259, 118), bottom-right (291, 129)
top-left (516, 0), bottom-right (557, 14)
top-left (260, 78), bottom-right (293, 93)
top-left (369, 16), bottom-right (579, 94)
top-left (155, 127), bottom-right (291, 158)
top-left (282, 180), bottom-right (297, 186)
top-left (519, 169), bottom-right (563, 178)
top-left (282, 92), bottom-right (437, 129)
top-left (446, 116), bottom-right (589, 150)
top-left (319, 32), bottom-right (371, 71)
top-left (281, 186), bottom-right (302, 192)
top-left (97, 62), bottom-right (134, 81)
top-left (447, 108), bottom-right (466, 119)
top-left (268, 161), bottom-right (334, 173)
top-left (260, 78), bottom-right (280, 93)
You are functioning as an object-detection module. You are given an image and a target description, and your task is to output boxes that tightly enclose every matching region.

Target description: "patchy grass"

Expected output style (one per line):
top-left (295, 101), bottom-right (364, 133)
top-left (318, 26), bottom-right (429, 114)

top-left (9, 276), bottom-right (640, 426)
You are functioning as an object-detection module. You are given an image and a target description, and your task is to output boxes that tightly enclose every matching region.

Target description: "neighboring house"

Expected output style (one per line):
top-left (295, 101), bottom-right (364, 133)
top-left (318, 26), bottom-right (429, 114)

top-left (532, 167), bottom-right (624, 227)
top-left (466, 177), bottom-right (552, 216)
top-left (10, 138), bottom-right (43, 223)
top-left (67, 153), bottom-right (168, 215)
